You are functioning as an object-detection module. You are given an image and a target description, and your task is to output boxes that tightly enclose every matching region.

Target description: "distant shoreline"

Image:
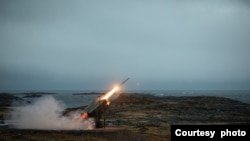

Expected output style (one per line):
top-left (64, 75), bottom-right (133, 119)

top-left (72, 92), bottom-right (102, 95)
top-left (18, 92), bottom-right (56, 95)
top-left (1, 90), bottom-right (250, 104)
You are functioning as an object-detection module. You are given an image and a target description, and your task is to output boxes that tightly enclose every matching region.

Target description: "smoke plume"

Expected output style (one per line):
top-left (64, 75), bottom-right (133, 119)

top-left (9, 95), bottom-right (95, 130)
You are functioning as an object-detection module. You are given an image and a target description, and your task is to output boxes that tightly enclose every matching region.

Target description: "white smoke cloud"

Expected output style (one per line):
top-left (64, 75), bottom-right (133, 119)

top-left (9, 95), bottom-right (95, 130)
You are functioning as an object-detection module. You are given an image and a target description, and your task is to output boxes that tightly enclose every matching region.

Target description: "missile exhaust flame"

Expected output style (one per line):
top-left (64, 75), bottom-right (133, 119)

top-left (100, 78), bottom-right (129, 101)
top-left (79, 112), bottom-right (88, 121)
top-left (100, 86), bottom-right (119, 101)
top-left (79, 78), bottom-right (129, 126)
top-left (78, 85), bottom-right (119, 121)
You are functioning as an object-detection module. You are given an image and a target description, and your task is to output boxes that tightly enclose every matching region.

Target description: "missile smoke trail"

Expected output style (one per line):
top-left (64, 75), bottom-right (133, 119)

top-left (9, 95), bottom-right (95, 130)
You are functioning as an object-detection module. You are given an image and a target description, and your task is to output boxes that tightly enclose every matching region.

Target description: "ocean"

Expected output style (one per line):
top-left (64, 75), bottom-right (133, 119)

top-left (3, 90), bottom-right (250, 108)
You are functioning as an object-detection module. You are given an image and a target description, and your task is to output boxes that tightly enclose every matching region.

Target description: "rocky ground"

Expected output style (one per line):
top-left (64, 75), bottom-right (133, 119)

top-left (103, 93), bottom-right (250, 140)
top-left (0, 93), bottom-right (29, 107)
top-left (0, 93), bottom-right (250, 141)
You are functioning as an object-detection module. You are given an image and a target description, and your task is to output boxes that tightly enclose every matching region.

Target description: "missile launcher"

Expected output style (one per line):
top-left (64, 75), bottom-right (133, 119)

top-left (79, 78), bottom-right (129, 127)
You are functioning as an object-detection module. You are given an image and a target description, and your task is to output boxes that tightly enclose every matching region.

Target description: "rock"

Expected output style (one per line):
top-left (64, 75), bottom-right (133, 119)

top-left (0, 93), bottom-right (29, 107)
top-left (23, 94), bottom-right (42, 98)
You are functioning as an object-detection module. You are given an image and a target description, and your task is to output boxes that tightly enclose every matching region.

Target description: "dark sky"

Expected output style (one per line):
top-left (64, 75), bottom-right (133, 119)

top-left (1, 0), bottom-right (250, 90)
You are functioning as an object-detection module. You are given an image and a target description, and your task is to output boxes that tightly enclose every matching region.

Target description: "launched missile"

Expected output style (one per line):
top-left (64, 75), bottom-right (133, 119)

top-left (119, 77), bottom-right (129, 86)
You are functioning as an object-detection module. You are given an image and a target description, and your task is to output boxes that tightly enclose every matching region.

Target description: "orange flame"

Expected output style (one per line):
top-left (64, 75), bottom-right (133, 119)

top-left (100, 85), bottom-right (119, 101)
top-left (106, 100), bottom-right (110, 106)
top-left (79, 85), bottom-right (119, 122)
top-left (79, 112), bottom-right (88, 121)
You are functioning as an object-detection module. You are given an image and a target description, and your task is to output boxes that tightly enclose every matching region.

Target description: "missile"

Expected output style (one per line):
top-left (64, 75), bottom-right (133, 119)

top-left (119, 77), bottom-right (129, 86)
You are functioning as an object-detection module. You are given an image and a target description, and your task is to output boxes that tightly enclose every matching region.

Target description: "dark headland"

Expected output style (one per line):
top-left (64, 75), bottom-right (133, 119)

top-left (1, 93), bottom-right (250, 141)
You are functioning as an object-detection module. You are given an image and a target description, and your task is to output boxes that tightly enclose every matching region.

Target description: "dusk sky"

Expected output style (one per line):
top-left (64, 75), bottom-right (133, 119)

top-left (1, 0), bottom-right (250, 90)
